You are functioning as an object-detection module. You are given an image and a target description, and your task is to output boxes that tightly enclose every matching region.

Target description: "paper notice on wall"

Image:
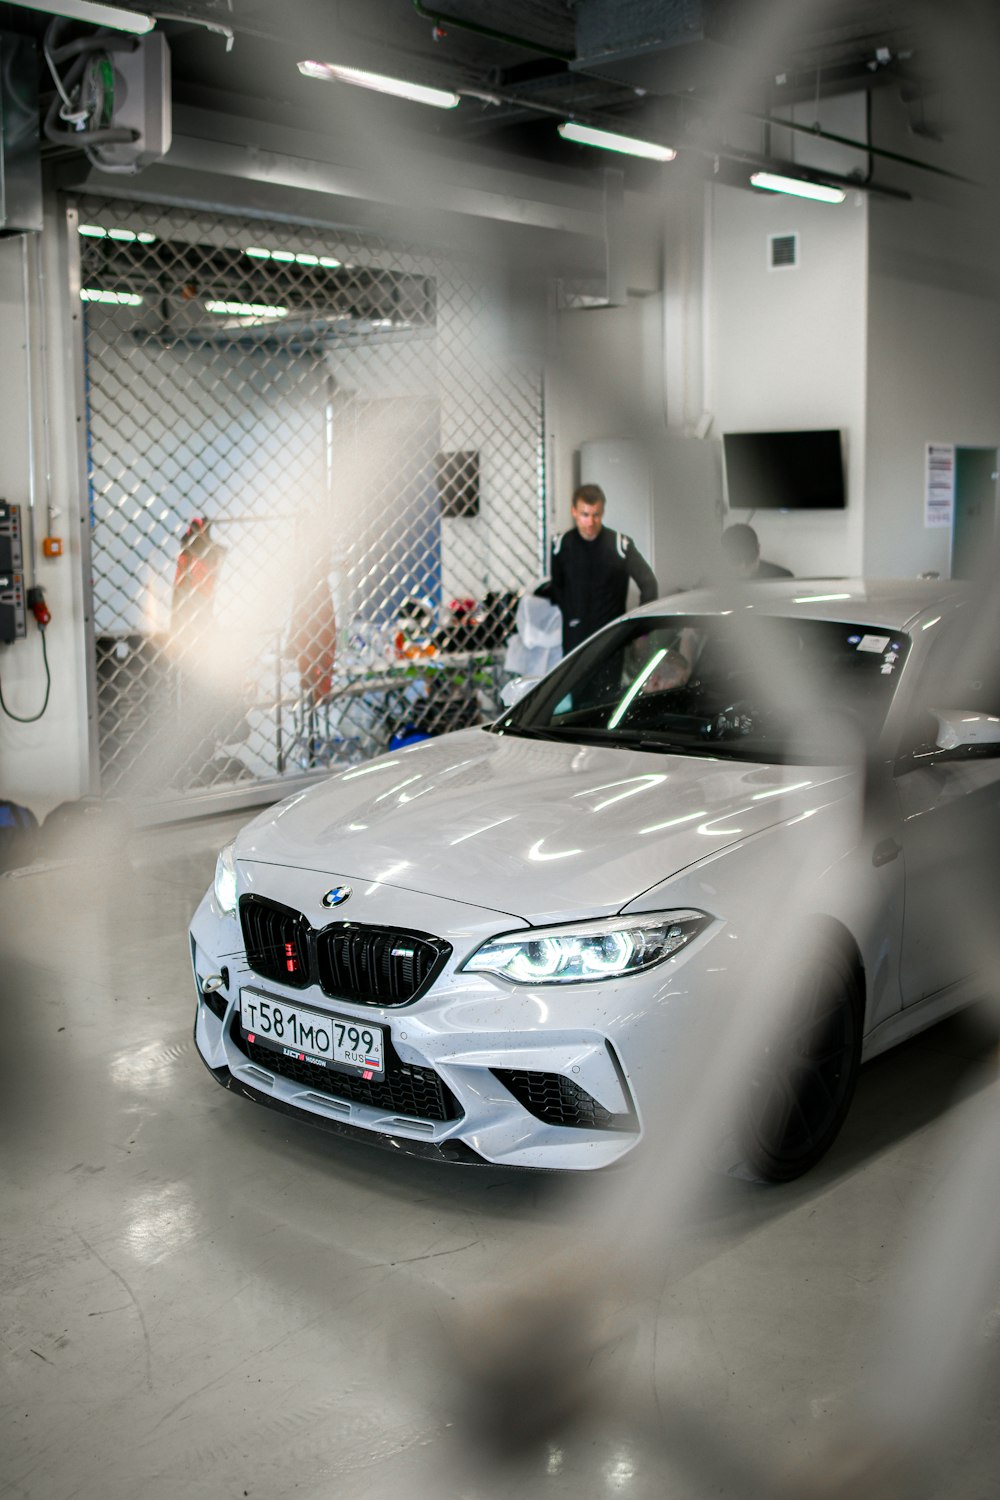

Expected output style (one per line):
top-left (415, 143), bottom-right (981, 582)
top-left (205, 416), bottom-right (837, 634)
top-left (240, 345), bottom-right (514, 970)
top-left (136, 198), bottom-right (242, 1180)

top-left (925, 442), bottom-right (955, 528)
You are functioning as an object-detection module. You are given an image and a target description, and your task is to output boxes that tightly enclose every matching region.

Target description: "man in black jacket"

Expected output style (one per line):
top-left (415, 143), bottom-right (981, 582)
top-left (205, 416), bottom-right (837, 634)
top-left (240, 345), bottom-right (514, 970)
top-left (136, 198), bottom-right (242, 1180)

top-left (547, 484), bottom-right (659, 654)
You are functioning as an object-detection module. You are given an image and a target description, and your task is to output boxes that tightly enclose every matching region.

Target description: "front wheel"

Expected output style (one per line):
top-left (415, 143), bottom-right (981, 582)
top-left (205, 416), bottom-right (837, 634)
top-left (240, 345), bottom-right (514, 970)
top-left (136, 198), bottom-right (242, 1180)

top-left (739, 938), bottom-right (864, 1182)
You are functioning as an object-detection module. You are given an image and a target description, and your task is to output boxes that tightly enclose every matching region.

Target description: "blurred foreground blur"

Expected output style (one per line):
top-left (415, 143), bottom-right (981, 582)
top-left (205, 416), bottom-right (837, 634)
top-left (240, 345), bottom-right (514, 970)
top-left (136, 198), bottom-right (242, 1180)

top-left (6, 2), bottom-right (1000, 1497)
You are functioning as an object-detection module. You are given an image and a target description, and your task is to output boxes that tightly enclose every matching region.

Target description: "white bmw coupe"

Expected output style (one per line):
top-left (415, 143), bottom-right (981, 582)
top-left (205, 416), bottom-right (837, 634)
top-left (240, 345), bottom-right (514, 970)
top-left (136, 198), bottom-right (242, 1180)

top-left (190, 579), bottom-right (1000, 1179)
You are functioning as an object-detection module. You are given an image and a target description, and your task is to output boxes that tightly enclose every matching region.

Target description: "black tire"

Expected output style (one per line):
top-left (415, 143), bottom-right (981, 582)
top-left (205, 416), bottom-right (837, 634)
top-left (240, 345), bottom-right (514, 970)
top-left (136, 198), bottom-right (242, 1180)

top-left (739, 937), bottom-right (863, 1182)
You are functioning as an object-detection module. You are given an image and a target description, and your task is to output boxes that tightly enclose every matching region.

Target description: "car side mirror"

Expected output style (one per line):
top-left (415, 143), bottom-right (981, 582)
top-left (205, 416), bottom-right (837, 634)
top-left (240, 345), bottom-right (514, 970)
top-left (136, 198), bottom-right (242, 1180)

top-left (500, 675), bottom-right (542, 708)
top-left (931, 708), bottom-right (1000, 754)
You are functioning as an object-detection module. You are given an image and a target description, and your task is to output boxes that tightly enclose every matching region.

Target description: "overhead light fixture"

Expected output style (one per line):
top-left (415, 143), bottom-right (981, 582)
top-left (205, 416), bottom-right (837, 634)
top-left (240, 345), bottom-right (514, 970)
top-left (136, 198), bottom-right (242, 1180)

top-left (244, 247), bottom-right (341, 269)
top-left (81, 289), bottom-right (144, 305)
top-left (297, 60), bottom-right (459, 110)
top-left (205, 301), bottom-right (288, 319)
top-left (557, 121), bottom-right (676, 163)
top-left (13, 0), bottom-right (154, 33)
top-left (79, 224), bottom-right (156, 243)
top-left (750, 171), bottom-right (845, 204)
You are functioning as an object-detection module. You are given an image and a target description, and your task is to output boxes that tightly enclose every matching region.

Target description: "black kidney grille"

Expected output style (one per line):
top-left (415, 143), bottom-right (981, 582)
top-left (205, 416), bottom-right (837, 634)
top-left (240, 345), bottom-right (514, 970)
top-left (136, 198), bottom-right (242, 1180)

top-left (240, 896), bottom-right (311, 989)
top-left (239, 898), bottom-right (449, 1007)
top-left (315, 923), bottom-right (450, 1007)
top-left (492, 1069), bottom-right (637, 1132)
top-left (231, 1018), bottom-right (461, 1123)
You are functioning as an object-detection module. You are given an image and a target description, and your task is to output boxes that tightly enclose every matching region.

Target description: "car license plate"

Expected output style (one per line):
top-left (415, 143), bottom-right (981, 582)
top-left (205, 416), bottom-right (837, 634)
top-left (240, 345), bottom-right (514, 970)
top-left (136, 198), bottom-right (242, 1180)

top-left (239, 989), bottom-right (385, 1076)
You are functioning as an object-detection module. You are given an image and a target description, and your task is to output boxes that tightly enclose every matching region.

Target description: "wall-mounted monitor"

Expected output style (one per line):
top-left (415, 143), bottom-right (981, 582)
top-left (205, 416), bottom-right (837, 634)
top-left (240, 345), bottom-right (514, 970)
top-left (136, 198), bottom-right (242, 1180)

top-left (722, 429), bottom-right (846, 510)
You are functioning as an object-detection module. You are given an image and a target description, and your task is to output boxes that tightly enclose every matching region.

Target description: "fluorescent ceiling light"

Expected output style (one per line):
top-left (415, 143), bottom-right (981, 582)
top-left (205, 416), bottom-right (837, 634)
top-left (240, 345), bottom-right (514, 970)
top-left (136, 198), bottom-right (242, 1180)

top-left (81, 289), bottom-right (143, 305)
top-left (80, 224), bottom-right (156, 243)
top-left (205, 300), bottom-right (288, 319)
top-left (750, 171), bottom-right (846, 204)
top-left (557, 121), bottom-right (676, 162)
top-left (297, 60), bottom-right (459, 110)
top-left (244, 247), bottom-right (341, 268)
top-left (14, 0), bottom-right (154, 32)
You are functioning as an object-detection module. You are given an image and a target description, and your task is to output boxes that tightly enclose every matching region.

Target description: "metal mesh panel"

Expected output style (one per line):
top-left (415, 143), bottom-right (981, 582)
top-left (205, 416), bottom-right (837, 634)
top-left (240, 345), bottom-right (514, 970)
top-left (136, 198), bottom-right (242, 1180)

top-left (75, 198), bottom-right (546, 797)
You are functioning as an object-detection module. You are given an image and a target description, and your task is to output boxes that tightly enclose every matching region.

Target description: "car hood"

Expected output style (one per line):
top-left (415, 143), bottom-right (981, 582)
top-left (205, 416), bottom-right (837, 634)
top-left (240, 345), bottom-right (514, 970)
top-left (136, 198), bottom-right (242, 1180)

top-left (236, 728), bottom-right (852, 924)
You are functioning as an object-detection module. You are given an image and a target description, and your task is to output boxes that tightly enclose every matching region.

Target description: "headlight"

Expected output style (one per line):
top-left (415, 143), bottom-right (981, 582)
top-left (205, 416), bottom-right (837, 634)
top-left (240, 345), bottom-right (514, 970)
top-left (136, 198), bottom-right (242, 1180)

top-left (462, 910), bottom-right (710, 985)
top-left (213, 843), bottom-right (238, 915)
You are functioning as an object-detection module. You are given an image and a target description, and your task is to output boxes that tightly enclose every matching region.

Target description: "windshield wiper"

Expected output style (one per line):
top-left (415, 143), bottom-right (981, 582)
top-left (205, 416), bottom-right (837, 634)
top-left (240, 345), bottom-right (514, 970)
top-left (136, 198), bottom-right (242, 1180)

top-left (623, 735), bottom-right (788, 763)
top-left (490, 724), bottom-right (572, 743)
top-left (630, 738), bottom-right (709, 756)
top-left (496, 723), bottom-right (648, 749)
top-left (495, 722), bottom-right (784, 760)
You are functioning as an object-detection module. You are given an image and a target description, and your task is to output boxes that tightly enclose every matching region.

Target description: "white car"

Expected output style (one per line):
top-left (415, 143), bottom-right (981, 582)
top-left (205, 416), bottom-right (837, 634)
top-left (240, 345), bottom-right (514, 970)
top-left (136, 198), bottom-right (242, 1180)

top-left (190, 579), bottom-right (1000, 1178)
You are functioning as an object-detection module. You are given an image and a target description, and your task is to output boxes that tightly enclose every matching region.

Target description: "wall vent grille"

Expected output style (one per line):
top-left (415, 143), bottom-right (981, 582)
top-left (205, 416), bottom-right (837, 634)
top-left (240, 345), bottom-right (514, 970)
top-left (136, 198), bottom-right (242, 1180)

top-left (769, 232), bottom-right (799, 269)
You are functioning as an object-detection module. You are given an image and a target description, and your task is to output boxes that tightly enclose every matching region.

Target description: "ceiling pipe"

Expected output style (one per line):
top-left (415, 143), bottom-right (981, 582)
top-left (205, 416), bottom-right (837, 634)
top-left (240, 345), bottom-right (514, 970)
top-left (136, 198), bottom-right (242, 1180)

top-left (408, 1), bottom-right (971, 188)
top-left (744, 105), bottom-right (977, 184)
top-left (462, 77), bottom-right (959, 193)
top-left (452, 79), bottom-right (910, 199)
top-left (457, 81), bottom-right (604, 123)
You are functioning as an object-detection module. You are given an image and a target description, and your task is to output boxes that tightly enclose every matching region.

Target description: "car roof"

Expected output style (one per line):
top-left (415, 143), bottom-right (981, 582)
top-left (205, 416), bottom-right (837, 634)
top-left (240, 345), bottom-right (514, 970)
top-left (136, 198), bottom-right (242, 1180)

top-left (631, 577), bottom-right (969, 633)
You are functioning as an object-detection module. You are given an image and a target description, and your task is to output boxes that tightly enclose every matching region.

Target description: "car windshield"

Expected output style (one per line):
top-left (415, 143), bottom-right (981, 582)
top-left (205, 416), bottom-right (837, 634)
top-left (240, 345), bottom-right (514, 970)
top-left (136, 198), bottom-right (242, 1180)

top-left (491, 613), bottom-right (910, 764)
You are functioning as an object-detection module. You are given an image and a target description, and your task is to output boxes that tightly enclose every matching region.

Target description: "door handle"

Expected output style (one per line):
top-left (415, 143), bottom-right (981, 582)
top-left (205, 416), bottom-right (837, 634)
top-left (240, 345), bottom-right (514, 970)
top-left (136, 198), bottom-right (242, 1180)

top-left (872, 837), bottom-right (902, 867)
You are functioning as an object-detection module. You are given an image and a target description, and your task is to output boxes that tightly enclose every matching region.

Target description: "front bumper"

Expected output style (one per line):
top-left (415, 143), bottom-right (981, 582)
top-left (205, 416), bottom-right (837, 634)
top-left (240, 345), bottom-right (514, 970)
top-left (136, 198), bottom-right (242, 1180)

top-left (195, 1042), bottom-right (492, 1164)
top-left (189, 876), bottom-right (708, 1171)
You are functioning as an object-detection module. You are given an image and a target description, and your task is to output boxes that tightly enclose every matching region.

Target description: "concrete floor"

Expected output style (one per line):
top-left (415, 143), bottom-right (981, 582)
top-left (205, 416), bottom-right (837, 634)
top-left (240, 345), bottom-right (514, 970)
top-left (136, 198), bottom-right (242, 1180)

top-left (2, 809), bottom-right (999, 1500)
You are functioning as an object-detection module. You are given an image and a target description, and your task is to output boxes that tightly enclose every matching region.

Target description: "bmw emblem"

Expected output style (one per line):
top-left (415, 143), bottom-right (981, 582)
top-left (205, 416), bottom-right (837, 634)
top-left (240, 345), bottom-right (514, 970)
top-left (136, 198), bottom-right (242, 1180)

top-left (322, 885), bottom-right (352, 908)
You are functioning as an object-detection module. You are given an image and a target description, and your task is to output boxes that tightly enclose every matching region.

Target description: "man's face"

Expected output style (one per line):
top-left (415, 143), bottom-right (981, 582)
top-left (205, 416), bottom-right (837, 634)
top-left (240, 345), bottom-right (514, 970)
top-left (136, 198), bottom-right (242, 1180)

top-left (572, 499), bottom-right (604, 541)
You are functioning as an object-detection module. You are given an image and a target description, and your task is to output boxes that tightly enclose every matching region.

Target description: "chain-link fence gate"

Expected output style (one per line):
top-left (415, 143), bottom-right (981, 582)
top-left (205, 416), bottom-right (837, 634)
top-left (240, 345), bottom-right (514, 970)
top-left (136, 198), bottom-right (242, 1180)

top-left (73, 196), bottom-right (547, 801)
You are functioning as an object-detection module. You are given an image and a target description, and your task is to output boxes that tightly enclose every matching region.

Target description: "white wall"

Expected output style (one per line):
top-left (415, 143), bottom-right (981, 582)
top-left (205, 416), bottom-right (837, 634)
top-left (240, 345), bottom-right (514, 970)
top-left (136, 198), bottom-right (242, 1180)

top-left (0, 204), bottom-right (93, 816)
top-left (544, 187), bottom-right (666, 558)
top-left (855, 59), bottom-right (1000, 581)
top-left (864, 193), bottom-right (1000, 578)
top-left (704, 180), bottom-right (869, 579)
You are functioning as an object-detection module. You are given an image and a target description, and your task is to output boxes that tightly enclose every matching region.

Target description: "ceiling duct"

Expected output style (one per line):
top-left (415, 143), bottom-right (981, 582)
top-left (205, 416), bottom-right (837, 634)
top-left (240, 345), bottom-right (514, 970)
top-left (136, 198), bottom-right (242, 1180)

top-left (569, 0), bottom-right (924, 110)
top-left (555, 166), bottom-right (626, 309)
top-left (570, 0), bottom-right (749, 94)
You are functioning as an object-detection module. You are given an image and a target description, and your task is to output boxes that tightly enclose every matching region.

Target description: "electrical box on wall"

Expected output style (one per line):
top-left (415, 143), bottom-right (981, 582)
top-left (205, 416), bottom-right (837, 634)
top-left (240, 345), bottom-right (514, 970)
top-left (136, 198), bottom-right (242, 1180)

top-left (0, 573), bottom-right (26, 644)
top-left (88, 32), bottom-right (172, 174)
top-left (0, 503), bottom-right (26, 642)
top-left (0, 501), bottom-right (24, 574)
top-left (0, 33), bottom-right (42, 233)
